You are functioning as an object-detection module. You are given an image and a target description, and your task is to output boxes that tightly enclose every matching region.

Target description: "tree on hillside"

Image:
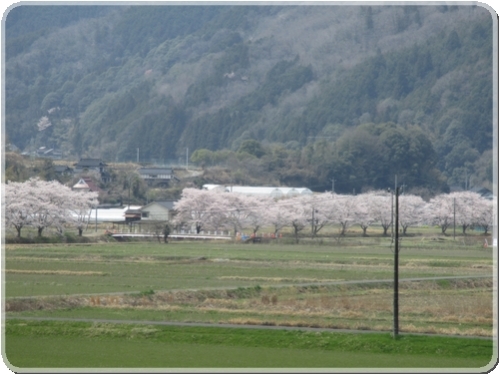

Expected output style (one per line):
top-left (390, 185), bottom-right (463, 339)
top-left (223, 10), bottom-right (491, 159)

top-left (237, 139), bottom-right (266, 158)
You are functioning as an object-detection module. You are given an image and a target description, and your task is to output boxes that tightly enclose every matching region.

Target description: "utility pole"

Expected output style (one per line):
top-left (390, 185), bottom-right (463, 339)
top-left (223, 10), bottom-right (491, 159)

top-left (393, 186), bottom-right (400, 338)
top-left (186, 147), bottom-right (189, 170)
top-left (390, 188), bottom-right (394, 244)
top-left (137, 148), bottom-right (140, 164)
top-left (331, 178), bottom-right (335, 193)
top-left (391, 175), bottom-right (397, 244)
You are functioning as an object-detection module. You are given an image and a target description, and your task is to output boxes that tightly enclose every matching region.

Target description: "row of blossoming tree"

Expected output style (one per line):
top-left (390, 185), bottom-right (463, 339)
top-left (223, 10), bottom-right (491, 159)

top-left (173, 188), bottom-right (494, 241)
top-left (4, 178), bottom-right (98, 238)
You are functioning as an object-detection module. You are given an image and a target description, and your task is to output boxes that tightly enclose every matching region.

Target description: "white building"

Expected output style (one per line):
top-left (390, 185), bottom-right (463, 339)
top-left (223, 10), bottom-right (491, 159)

top-left (202, 184), bottom-right (313, 197)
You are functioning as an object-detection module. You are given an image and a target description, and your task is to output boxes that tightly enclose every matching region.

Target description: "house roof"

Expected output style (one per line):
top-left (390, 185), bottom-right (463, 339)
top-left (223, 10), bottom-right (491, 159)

top-left (54, 165), bottom-right (73, 173)
top-left (72, 178), bottom-right (101, 192)
top-left (142, 201), bottom-right (176, 211)
top-left (74, 158), bottom-right (107, 168)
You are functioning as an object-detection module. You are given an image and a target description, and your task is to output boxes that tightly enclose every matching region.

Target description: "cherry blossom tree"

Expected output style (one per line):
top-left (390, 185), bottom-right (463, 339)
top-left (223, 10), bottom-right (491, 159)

top-left (284, 195), bottom-right (310, 243)
top-left (428, 194), bottom-right (454, 234)
top-left (302, 193), bottom-right (337, 238)
top-left (353, 193), bottom-right (375, 236)
top-left (222, 193), bottom-right (253, 236)
top-left (262, 198), bottom-right (294, 236)
top-left (4, 180), bottom-right (37, 237)
top-left (69, 190), bottom-right (99, 236)
top-left (331, 194), bottom-right (356, 235)
top-left (204, 193), bottom-right (229, 234)
top-left (367, 190), bottom-right (392, 236)
top-left (398, 194), bottom-right (425, 235)
top-left (451, 191), bottom-right (484, 234)
top-left (29, 179), bottom-right (75, 237)
top-left (173, 188), bottom-right (215, 233)
top-left (244, 195), bottom-right (271, 235)
top-left (5, 178), bottom-right (99, 238)
top-left (474, 196), bottom-right (494, 235)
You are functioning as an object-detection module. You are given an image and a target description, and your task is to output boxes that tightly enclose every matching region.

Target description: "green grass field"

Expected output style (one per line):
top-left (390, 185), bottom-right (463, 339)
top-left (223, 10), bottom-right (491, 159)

top-left (4, 319), bottom-right (494, 369)
top-left (4, 238), bottom-right (496, 370)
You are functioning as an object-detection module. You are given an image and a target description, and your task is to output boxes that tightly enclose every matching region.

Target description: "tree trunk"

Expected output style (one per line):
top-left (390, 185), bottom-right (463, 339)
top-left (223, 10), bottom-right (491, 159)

top-left (340, 222), bottom-right (347, 236)
top-left (38, 227), bottom-right (43, 237)
top-left (78, 228), bottom-right (83, 236)
top-left (293, 225), bottom-right (300, 244)
top-left (16, 226), bottom-right (21, 238)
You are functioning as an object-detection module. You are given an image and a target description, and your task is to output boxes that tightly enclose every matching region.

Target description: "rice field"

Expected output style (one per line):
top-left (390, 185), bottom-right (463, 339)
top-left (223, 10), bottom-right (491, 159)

top-left (4, 239), bottom-right (494, 337)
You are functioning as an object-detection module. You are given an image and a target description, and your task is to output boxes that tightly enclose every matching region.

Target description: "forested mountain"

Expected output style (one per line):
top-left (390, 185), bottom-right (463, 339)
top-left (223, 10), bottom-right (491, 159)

top-left (4, 5), bottom-right (494, 193)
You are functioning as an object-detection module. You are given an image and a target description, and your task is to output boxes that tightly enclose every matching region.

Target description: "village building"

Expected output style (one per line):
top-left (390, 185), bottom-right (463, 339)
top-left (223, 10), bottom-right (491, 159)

top-left (73, 158), bottom-right (110, 182)
top-left (137, 167), bottom-right (175, 186)
top-left (140, 201), bottom-right (176, 221)
top-left (72, 177), bottom-right (101, 193)
top-left (54, 165), bottom-right (73, 177)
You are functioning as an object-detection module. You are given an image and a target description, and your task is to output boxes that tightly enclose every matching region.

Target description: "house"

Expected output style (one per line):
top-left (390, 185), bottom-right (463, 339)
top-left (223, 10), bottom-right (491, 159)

top-left (140, 201), bottom-right (176, 221)
top-left (74, 158), bottom-right (110, 182)
top-left (54, 165), bottom-right (73, 176)
top-left (72, 177), bottom-right (101, 193)
top-left (74, 158), bottom-right (107, 173)
top-left (137, 167), bottom-right (174, 186)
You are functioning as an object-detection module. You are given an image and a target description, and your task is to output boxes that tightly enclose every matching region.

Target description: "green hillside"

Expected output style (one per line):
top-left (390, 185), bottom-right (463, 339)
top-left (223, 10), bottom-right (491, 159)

top-left (4, 5), bottom-right (494, 193)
